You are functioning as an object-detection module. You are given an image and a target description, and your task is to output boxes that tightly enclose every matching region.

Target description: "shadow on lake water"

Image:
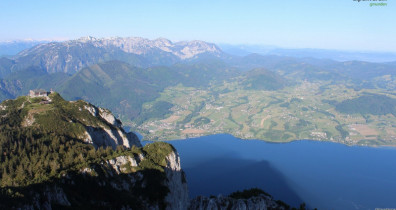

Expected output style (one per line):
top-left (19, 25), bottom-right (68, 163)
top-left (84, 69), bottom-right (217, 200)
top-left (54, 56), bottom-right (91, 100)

top-left (185, 156), bottom-right (304, 207)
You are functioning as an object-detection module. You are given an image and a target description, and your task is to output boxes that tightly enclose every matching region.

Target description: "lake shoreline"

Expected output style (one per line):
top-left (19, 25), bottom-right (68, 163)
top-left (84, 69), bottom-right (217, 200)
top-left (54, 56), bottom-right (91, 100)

top-left (140, 132), bottom-right (396, 149)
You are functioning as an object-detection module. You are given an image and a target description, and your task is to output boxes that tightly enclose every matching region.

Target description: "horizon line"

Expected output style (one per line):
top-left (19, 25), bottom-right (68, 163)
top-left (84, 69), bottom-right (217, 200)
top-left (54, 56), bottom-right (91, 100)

top-left (1, 36), bottom-right (396, 54)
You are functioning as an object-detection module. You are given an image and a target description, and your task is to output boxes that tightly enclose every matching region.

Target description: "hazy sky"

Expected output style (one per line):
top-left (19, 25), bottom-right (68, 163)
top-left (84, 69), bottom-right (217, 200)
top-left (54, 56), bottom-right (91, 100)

top-left (1, 0), bottom-right (395, 52)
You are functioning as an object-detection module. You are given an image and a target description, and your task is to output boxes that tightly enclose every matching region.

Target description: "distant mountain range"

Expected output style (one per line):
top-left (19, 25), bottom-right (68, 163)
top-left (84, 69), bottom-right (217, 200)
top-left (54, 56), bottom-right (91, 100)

top-left (0, 37), bottom-right (224, 75)
top-left (3, 38), bottom-right (396, 70)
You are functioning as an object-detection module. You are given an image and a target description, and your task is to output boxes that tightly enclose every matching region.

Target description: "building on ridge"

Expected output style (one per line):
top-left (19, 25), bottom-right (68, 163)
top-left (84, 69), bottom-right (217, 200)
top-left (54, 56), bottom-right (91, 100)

top-left (29, 89), bottom-right (50, 98)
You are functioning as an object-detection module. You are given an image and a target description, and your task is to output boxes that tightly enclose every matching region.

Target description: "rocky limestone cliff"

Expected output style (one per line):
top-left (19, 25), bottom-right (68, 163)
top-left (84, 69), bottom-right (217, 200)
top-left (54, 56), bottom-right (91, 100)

top-left (189, 194), bottom-right (287, 210)
top-left (81, 103), bottom-right (141, 149)
top-left (164, 151), bottom-right (190, 210)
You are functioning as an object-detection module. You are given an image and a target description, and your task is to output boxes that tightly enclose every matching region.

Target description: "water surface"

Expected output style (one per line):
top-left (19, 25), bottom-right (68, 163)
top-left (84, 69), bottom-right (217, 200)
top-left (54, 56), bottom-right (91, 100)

top-left (166, 134), bottom-right (396, 210)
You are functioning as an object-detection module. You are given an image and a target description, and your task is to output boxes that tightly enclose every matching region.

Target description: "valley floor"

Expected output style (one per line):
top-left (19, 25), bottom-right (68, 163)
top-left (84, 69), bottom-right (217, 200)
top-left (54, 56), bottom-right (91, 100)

top-left (130, 81), bottom-right (396, 146)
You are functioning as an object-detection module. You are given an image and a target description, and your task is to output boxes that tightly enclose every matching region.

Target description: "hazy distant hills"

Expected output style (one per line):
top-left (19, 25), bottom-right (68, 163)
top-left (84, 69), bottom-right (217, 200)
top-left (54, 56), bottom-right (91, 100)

top-left (0, 40), bottom-right (49, 57)
top-left (219, 44), bottom-right (396, 63)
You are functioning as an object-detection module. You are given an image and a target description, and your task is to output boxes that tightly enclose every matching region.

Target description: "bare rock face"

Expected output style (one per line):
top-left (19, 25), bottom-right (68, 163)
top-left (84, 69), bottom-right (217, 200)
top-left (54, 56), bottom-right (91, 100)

top-left (82, 103), bottom-right (142, 149)
top-left (83, 126), bottom-right (139, 149)
top-left (106, 154), bottom-right (143, 174)
top-left (164, 151), bottom-right (189, 210)
top-left (189, 194), bottom-right (287, 210)
top-left (99, 107), bottom-right (121, 127)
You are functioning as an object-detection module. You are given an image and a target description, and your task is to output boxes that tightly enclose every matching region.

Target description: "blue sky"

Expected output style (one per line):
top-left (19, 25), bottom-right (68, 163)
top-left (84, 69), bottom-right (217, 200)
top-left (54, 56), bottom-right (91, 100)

top-left (1, 0), bottom-right (395, 52)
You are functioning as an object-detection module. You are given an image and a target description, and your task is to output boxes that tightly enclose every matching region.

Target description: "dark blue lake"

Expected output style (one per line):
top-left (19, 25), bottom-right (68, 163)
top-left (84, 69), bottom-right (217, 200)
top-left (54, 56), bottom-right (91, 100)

top-left (163, 134), bottom-right (396, 210)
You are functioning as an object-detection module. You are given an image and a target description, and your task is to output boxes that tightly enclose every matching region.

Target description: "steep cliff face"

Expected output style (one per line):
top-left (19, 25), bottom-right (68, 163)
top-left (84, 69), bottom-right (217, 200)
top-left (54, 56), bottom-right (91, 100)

top-left (81, 104), bottom-right (141, 148)
top-left (164, 151), bottom-right (190, 210)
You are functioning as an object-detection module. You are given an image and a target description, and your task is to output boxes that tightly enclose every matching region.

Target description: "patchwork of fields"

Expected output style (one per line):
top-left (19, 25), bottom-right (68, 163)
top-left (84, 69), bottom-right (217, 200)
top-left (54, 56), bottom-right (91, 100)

top-left (132, 81), bottom-right (396, 146)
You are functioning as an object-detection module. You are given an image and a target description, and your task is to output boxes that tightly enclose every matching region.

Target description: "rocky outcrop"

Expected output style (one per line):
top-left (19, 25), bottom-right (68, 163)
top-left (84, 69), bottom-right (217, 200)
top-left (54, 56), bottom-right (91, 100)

top-left (164, 151), bottom-right (189, 210)
top-left (189, 194), bottom-right (287, 210)
top-left (82, 103), bottom-right (142, 149)
top-left (106, 154), bottom-right (143, 174)
top-left (84, 126), bottom-right (140, 149)
top-left (99, 107), bottom-right (121, 127)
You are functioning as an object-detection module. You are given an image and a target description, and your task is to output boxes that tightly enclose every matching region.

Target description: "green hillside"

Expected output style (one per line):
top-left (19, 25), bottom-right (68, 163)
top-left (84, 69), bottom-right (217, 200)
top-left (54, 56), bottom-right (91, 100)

top-left (0, 93), bottom-right (177, 209)
top-left (336, 94), bottom-right (396, 116)
top-left (58, 61), bottom-right (166, 120)
top-left (242, 68), bottom-right (288, 90)
top-left (57, 60), bottom-right (238, 122)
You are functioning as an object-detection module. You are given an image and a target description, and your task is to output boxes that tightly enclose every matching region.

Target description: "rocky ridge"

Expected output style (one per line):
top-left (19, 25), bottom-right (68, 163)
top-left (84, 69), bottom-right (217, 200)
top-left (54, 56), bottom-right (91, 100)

top-left (7, 92), bottom-right (141, 149)
top-left (75, 36), bottom-right (222, 59)
top-left (9, 36), bottom-right (223, 74)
